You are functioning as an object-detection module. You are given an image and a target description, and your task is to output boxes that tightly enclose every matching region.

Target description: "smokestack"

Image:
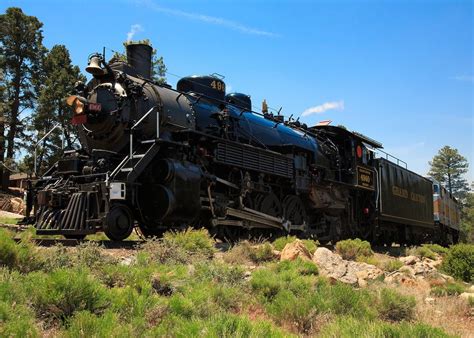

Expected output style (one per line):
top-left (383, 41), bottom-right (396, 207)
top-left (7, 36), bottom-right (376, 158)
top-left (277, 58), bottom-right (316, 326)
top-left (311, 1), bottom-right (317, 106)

top-left (126, 43), bottom-right (152, 79)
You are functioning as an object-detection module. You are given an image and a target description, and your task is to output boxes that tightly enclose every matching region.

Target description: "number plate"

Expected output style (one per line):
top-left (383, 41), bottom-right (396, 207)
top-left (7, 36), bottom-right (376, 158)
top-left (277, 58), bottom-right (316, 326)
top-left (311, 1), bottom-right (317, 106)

top-left (88, 103), bottom-right (102, 112)
top-left (357, 166), bottom-right (375, 190)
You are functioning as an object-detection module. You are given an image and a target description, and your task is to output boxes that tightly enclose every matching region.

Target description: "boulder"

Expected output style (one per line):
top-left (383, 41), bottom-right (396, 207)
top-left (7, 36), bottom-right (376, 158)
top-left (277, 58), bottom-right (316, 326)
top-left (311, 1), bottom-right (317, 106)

top-left (459, 292), bottom-right (474, 301)
top-left (313, 247), bottom-right (382, 287)
top-left (399, 256), bottom-right (419, 265)
top-left (280, 240), bottom-right (312, 262)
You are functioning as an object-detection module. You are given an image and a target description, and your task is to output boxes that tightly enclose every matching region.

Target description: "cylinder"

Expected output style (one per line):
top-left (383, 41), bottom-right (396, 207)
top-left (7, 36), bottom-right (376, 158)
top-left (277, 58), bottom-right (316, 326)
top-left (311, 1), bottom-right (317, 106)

top-left (126, 43), bottom-right (152, 79)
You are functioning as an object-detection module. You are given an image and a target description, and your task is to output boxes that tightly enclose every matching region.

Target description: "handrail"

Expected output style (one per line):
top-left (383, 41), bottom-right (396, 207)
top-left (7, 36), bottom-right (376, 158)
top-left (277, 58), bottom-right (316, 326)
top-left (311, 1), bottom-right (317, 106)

top-left (129, 106), bottom-right (159, 167)
top-left (376, 149), bottom-right (407, 169)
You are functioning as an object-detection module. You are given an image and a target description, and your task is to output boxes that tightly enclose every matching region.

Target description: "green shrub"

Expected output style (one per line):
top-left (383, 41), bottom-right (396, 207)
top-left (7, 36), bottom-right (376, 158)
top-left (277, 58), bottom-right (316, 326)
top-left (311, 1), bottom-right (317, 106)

top-left (0, 228), bottom-right (44, 272)
top-left (430, 281), bottom-right (466, 296)
top-left (409, 246), bottom-right (437, 260)
top-left (320, 316), bottom-right (450, 338)
top-left (377, 288), bottom-right (416, 322)
top-left (335, 238), bottom-right (373, 260)
top-left (423, 243), bottom-right (449, 256)
top-left (383, 259), bottom-right (404, 272)
top-left (356, 255), bottom-right (381, 266)
top-left (249, 242), bottom-right (275, 263)
top-left (41, 244), bottom-right (74, 271)
top-left (74, 241), bottom-right (117, 268)
top-left (277, 258), bottom-right (318, 276)
top-left (162, 228), bottom-right (215, 257)
top-left (0, 301), bottom-right (39, 337)
top-left (29, 268), bottom-right (109, 322)
top-left (150, 313), bottom-right (291, 337)
top-left (141, 228), bottom-right (215, 264)
top-left (194, 261), bottom-right (245, 286)
top-left (272, 236), bottom-right (318, 253)
top-left (0, 229), bottom-right (18, 268)
top-left (324, 282), bottom-right (376, 319)
top-left (441, 244), bottom-right (474, 282)
top-left (65, 311), bottom-right (133, 337)
top-left (110, 286), bottom-right (159, 325)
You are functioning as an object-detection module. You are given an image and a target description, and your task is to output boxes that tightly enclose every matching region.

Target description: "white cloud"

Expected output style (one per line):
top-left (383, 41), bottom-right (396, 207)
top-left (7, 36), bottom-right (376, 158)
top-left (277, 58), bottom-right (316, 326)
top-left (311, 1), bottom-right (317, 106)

top-left (301, 101), bottom-right (344, 117)
top-left (453, 75), bottom-right (474, 83)
top-left (127, 24), bottom-right (144, 42)
top-left (136, 0), bottom-right (278, 37)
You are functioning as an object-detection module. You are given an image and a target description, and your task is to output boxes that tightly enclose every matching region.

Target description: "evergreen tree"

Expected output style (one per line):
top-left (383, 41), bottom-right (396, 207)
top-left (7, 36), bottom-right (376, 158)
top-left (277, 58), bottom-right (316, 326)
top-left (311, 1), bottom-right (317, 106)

top-left (460, 185), bottom-right (474, 243)
top-left (28, 45), bottom-right (86, 173)
top-left (0, 7), bottom-right (46, 187)
top-left (428, 146), bottom-right (469, 200)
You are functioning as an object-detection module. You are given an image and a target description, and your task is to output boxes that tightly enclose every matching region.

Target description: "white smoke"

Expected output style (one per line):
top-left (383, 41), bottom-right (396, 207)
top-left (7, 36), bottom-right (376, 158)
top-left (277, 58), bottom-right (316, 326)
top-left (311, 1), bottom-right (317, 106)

top-left (301, 101), bottom-right (345, 117)
top-left (127, 24), bottom-right (144, 42)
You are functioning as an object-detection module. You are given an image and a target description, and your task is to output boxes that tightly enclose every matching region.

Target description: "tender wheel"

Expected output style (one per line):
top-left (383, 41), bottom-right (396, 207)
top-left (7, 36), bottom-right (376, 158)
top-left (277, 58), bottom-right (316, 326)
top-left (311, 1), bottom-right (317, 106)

top-left (104, 204), bottom-right (134, 241)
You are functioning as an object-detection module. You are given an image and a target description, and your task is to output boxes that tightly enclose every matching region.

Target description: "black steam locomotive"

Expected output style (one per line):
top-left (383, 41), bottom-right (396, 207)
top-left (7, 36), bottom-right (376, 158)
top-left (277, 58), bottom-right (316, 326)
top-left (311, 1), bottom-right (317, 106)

top-left (27, 43), bottom-right (459, 245)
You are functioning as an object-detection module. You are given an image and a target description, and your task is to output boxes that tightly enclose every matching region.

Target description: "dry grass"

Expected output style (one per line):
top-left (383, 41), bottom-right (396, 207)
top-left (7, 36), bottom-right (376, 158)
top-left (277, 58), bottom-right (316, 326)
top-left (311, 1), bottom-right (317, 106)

top-left (372, 282), bottom-right (474, 337)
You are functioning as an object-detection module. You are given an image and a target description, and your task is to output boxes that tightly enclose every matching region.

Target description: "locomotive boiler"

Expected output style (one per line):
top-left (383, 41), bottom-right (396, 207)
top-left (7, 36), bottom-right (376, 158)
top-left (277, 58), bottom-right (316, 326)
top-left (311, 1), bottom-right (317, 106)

top-left (27, 42), bottom-right (459, 245)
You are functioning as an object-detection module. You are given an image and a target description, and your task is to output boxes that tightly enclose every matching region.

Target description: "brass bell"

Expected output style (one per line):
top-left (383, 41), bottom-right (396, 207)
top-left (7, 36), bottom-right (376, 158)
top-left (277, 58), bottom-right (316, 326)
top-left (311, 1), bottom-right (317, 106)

top-left (85, 56), bottom-right (105, 76)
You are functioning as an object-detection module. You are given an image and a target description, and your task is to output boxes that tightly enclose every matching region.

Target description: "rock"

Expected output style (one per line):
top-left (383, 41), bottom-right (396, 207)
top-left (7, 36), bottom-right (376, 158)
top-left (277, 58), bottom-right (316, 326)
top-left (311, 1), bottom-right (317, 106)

top-left (385, 271), bottom-right (417, 286)
top-left (280, 240), bottom-right (312, 262)
top-left (272, 250), bottom-right (281, 260)
top-left (425, 297), bottom-right (435, 304)
top-left (313, 247), bottom-right (382, 287)
top-left (119, 256), bottom-right (136, 266)
top-left (459, 292), bottom-right (474, 301)
top-left (399, 256), bottom-right (419, 265)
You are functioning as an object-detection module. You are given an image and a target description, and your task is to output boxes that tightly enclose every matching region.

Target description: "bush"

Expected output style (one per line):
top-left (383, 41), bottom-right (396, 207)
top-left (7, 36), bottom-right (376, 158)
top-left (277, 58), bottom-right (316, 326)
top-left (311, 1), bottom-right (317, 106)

top-left (409, 246), bottom-right (437, 260)
top-left (430, 281), bottom-right (466, 296)
top-left (64, 311), bottom-right (133, 337)
top-left (441, 244), bottom-right (474, 282)
top-left (320, 316), bottom-right (450, 338)
top-left (0, 301), bottom-right (39, 337)
top-left (272, 236), bottom-right (318, 253)
top-left (335, 238), bottom-right (373, 260)
top-left (0, 228), bottom-right (44, 272)
top-left (423, 243), bottom-right (449, 256)
top-left (383, 259), bottom-right (404, 272)
top-left (249, 242), bottom-right (275, 263)
top-left (150, 313), bottom-right (290, 337)
top-left (162, 228), bottom-right (215, 257)
top-left (141, 228), bottom-right (215, 265)
top-left (29, 268), bottom-right (109, 322)
top-left (377, 288), bottom-right (416, 322)
top-left (194, 261), bottom-right (245, 286)
top-left (324, 282), bottom-right (376, 319)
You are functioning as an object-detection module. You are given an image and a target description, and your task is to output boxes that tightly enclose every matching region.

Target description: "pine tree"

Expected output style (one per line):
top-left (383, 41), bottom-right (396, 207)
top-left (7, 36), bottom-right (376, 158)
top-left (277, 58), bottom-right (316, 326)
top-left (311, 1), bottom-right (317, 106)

top-left (28, 45), bottom-right (86, 173)
top-left (460, 184), bottom-right (474, 243)
top-left (428, 146), bottom-right (469, 200)
top-left (0, 7), bottom-right (46, 187)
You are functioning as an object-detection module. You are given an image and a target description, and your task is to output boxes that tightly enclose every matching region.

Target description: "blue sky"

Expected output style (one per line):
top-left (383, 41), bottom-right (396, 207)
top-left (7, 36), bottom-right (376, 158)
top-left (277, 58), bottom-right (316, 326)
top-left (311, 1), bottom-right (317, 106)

top-left (2, 0), bottom-right (473, 181)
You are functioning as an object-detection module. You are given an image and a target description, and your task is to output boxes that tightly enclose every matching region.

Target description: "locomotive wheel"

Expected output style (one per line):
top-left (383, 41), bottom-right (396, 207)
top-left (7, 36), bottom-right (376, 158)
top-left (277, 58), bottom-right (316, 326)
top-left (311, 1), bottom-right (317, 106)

top-left (283, 195), bottom-right (307, 227)
top-left (256, 193), bottom-right (283, 217)
top-left (104, 204), bottom-right (134, 241)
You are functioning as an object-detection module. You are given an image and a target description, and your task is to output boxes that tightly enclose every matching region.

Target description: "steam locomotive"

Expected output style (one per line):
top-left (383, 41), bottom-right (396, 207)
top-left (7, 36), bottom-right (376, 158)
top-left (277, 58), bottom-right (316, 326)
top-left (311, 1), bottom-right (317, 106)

top-left (26, 42), bottom-right (460, 245)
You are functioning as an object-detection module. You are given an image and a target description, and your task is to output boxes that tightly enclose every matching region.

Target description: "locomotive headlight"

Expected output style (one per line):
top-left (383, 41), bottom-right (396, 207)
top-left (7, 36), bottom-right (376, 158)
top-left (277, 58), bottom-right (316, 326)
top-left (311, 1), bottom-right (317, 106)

top-left (74, 100), bottom-right (85, 114)
top-left (66, 95), bottom-right (86, 114)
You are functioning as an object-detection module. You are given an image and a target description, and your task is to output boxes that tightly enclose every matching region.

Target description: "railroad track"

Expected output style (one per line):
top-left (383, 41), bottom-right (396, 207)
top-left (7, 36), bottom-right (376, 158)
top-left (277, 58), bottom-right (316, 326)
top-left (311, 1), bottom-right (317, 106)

top-left (14, 237), bottom-right (144, 249)
top-left (1, 223), bottom-right (145, 249)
